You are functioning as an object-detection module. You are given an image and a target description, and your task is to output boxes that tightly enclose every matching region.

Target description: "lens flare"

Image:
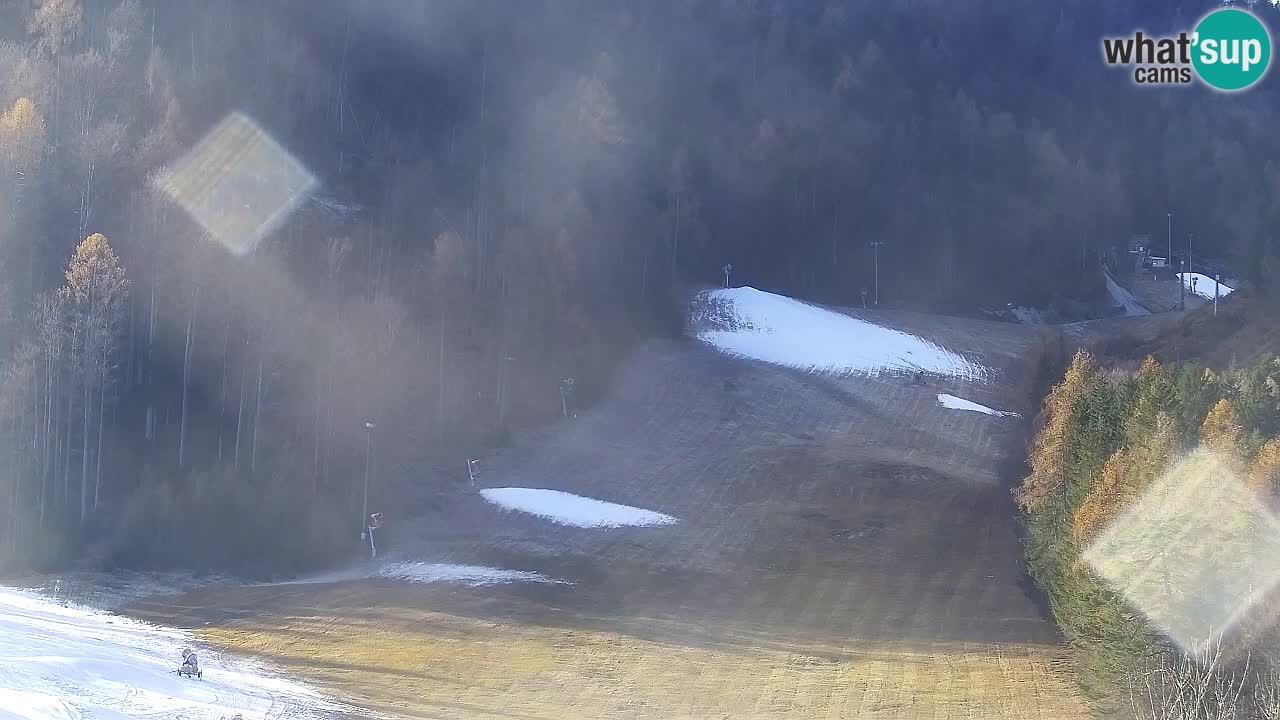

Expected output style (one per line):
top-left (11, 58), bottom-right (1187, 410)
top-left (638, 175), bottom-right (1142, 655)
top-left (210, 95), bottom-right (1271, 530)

top-left (1083, 449), bottom-right (1280, 650)
top-left (155, 112), bottom-right (316, 256)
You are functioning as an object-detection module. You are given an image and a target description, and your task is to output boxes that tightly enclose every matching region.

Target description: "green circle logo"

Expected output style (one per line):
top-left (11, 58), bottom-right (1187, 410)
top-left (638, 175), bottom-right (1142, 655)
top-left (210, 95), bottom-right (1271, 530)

top-left (1192, 8), bottom-right (1271, 92)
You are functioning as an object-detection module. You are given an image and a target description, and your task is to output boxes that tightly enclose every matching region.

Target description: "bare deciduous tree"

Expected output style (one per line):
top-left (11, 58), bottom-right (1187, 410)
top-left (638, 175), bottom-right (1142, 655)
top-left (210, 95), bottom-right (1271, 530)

top-left (1130, 637), bottom-right (1249, 720)
top-left (30, 291), bottom-right (64, 529)
top-left (61, 233), bottom-right (127, 524)
top-left (1256, 666), bottom-right (1280, 720)
top-left (28, 0), bottom-right (81, 59)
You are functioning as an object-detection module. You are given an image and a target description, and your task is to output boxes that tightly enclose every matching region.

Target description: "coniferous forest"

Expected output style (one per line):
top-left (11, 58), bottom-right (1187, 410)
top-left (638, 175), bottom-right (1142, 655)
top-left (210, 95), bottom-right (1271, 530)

top-left (1018, 350), bottom-right (1280, 708)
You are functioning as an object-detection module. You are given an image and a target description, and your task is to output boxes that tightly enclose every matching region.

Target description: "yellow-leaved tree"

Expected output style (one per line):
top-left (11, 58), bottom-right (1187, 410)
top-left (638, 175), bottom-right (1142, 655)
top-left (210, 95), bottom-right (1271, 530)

top-left (1016, 349), bottom-right (1095, 514)
top-left (1248, 438), bottom-right (1280, 497)
top-left (0, 97), bottom-right (47, 174)
top-left (1073, 448), bottom-right (1130, 544)
top-left (1200, 398), bottom-right (1242, 454)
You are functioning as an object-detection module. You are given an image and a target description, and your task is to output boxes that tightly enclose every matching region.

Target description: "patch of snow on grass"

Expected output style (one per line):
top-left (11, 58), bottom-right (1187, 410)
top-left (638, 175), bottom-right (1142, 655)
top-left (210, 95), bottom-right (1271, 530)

top-left (273, 562), bottom-right (564, 587)
top-left (379, 562), bottom-right (565, 586)
top-left (1179, 273), bottom-right (1234, 299)
top-left (692, 287), bottom-right (983, 379)
top-left (937, 393), bottom-right (1019, 418)
top-left (481, 488), bottom-right (678, 528)
top-left (0, 587), bottom-right (348, 720)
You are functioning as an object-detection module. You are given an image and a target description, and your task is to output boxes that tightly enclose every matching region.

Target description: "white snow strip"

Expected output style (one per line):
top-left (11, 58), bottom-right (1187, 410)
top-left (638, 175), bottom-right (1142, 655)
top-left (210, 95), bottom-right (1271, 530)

top-left (379, 562), bottom-right (565, 586)
top-left (692, 287), bottom-right (983, 379)
top-left (0, 587), bottom-right (349, 720)
top-left (937, 393), bottom-right (1020, 418)
top-left (272, 562), bottom-right (565, 587)
top-left (1179, 273), bottom-right (1234, 299)
top-left (481, 488), bottom-right (678, 529)
top-left (1104, 272), bottom-right (1150, 317)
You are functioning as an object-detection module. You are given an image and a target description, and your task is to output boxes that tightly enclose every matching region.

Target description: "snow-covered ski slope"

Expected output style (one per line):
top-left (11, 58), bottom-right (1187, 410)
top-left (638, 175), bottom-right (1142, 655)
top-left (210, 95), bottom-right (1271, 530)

top-left (0, 587), bottom-right (347, 720)
top-left (692, 287), bottom-right (984, 379)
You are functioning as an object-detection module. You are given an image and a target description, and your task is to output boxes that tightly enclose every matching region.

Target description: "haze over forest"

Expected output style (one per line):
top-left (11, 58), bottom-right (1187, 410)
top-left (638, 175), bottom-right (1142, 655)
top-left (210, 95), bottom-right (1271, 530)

top-left (0, 0), bottom-right (1277, 574)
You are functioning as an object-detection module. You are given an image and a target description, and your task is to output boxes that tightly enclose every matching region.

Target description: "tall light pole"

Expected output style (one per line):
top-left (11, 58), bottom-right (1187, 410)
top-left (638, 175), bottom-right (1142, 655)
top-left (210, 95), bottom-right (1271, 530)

top-left (559, 377), bottom-right (575, 418)
top-left (361, 421), bottom-right (375, 540)
top-left (1179, 258), bottom-right (1186, 311)
top-left (1167, 213), bottom-right (1172, 268)
top-left (1187, 232), bottom-right (1193, 280)
top-left (870, 241), bottom-right (885, 306)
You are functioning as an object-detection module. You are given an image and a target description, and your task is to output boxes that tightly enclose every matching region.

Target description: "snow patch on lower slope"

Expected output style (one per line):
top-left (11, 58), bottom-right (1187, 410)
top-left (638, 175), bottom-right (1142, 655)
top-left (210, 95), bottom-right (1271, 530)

top-left (379, 562), bottom-right (565, 585)
top-left (0, 587), bottom-right (349, 720)
top-left (937, 393), bottom-right (1019, 418)
top-left (480, 488), bottom-right (678, 529)
top-left (273, 562), bottom-right (565, 587)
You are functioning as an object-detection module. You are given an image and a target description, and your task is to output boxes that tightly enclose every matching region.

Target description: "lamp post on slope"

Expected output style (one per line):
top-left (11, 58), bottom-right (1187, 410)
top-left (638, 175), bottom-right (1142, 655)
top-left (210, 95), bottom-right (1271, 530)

top-left (559, 377), bottom-right (575, 419)
top-left (870, 241), bottom-right (885, 307)
top-left (1179, 259), bottom-right (1186, 311)
top-left (361, 421), bottom-right (375, 541)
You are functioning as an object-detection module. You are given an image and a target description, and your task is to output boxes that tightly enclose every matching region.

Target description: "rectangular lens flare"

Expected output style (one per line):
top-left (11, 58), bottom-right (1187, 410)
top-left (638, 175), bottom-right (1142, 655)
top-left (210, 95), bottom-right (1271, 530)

top-left (155, 112), bottom-right (316, 256)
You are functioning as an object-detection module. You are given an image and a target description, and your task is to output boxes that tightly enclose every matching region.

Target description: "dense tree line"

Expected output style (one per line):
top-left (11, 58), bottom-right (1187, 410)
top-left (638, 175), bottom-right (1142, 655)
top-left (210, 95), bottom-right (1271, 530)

top-left (0, 0), bottom-right (688, 573)
top-left (1, 0), bottom-right (1280, 574)
top-left (1018, 350), bottom-right (1280, 714)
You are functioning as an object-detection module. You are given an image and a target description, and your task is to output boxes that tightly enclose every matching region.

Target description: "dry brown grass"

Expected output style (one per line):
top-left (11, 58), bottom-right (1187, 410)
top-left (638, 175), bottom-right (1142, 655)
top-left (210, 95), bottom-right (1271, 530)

top-left (198, 605), bottom-right (1090, 720)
